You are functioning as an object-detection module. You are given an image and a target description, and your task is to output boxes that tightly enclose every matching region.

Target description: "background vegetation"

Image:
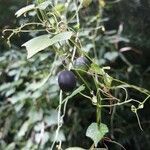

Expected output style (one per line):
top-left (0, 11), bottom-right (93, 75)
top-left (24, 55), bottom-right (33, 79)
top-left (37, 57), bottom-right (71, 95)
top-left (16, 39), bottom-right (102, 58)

top-left (0, 0), bottom-right (150, 150)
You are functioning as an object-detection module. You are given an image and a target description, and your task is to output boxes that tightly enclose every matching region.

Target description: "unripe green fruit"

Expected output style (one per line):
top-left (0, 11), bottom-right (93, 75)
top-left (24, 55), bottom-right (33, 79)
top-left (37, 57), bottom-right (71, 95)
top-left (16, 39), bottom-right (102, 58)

top-left (58, 70), bottom-right (76, 92)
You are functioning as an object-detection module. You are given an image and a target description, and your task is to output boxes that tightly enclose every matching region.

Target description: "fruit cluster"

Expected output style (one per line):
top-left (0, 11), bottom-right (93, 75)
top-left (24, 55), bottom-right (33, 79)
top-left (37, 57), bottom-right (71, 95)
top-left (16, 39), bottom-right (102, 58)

top-left (58, 57), bottom-right (90, 92)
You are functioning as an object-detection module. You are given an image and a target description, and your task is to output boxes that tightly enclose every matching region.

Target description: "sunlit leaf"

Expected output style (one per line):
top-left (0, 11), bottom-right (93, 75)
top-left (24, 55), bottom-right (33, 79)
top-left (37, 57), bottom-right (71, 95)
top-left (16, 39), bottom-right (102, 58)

top-left (37, 1), bottom-right (51, 10)
top-left (50, 130), bottom-right (66, 142)
top-left (15, 4), bottom-right (35, 17)
top-left (28, 108), bottom-right (43, 123)
top-left (90, 63), bottom-right (105, 75)
top-left (44, 109), bottom-right (58, 126)
top-left (53, 3), bottom-right (65, 15)
top-left (5, 143), bottom-right (16, 150)
top-left (22, 31), bottom-right (73, 59)
top-left (104, 52), bottom-right (119, 61)
top-left (14, 102), bottom-right (25, 112)
top-left (8, 92), bottom-right (30, 104)
top-left (62, 85), bottom-right (85, 102)
top-left (86, 122), bottom-right (109, 147)
top-left (35, 131), bottom-right (49, 145)
top-left (17, 120), bottom-right (30, 138)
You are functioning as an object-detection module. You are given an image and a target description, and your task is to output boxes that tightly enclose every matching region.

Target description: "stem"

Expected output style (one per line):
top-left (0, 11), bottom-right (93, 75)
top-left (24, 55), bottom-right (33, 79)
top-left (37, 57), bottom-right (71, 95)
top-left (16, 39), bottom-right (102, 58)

top-left (50, 90), bottom-right (63, 150)
top-left (92, 75), bottom-right (102, 125)
top-left (112, 79), bottom-right (150, 96)
top-left (91, 5), bottom-right (104, 126)
top-left (76, 71), bottom-right (91, 91)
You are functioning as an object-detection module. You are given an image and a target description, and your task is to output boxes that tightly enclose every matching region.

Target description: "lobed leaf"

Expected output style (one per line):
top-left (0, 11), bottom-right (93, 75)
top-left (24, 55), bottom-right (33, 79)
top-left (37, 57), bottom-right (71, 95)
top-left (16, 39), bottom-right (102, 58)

top-left (86, 122), bottom-right (108, 147)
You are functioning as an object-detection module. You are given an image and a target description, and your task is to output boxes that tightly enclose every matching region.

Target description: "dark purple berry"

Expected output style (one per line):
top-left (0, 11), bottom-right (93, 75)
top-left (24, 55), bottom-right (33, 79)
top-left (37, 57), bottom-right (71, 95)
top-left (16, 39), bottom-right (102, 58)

top-left (58, 70), bottom-right (76, 92)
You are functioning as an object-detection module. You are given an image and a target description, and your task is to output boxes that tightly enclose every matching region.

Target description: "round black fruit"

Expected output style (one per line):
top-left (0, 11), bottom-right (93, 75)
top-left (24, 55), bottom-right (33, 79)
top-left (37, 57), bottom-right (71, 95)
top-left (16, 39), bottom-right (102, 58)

top-left (58, 70), bottom-right (76, 92)
top-left (74, 56), bottom-right (90, 70)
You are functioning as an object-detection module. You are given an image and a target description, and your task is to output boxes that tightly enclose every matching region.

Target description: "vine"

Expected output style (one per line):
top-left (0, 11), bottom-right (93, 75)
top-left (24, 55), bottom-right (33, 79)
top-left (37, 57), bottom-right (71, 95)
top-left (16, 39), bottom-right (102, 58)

top-left (3, 0), bottom-right (150, 149)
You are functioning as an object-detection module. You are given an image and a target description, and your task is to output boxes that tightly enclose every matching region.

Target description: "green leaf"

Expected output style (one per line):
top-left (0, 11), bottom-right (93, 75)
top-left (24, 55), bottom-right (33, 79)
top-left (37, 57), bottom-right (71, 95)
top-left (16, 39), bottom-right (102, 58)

top-left (35, 131), bottom-right (49, 145)
top-left (15, 4), bottom-right (35, 17)
top-left (22, 31), bottom-right (73, 59)
top-left (90, 63), bottom-right (105, 75)
top-left (86, 122), bottom-right (109, 147)
top-left (90, 63), bottom-right (112, 87)
top-left (50, 130), bottom-right (66, 142)
top-left (0, 80), bottom-right (23, 92)
top-left (53, 4), bottom-right (65, 14)
top-left (37, 1), bottom-right (52, 10)
top-left (14, 102), bottom-right (25, 112)
top-left (8, 92), bottom-right (30, 104)
top-left (28, 108), bottom-right (43, 123)
top-left (104, 51), bottom-right (118, 61)
top-left (62, 85), bottom-right (85, 102)
top-left (22, 34), bottom-right (50, 59)
top-left (44, 109), bottom-right (58, 127)
top-left (5, 143), bottom-right (16, 150)
top-left (17, 120), bottom-right (30, 138)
